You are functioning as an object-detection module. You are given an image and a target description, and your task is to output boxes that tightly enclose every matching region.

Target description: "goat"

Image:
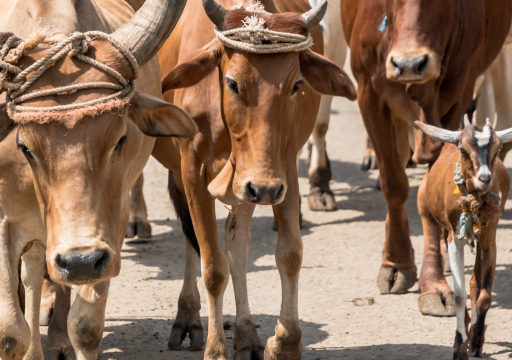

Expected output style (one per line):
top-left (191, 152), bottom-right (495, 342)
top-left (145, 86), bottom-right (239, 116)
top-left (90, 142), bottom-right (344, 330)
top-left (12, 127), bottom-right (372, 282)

top-left (415, 118), bottom-right (511, 360)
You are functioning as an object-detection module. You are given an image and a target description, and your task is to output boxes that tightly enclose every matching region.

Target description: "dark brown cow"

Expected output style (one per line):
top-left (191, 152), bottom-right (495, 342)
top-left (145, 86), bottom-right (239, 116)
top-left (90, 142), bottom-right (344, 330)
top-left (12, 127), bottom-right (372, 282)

top-left (152, 0), bottom-right (357, 359)
top-left (341, 0), bottom-right (512, 315)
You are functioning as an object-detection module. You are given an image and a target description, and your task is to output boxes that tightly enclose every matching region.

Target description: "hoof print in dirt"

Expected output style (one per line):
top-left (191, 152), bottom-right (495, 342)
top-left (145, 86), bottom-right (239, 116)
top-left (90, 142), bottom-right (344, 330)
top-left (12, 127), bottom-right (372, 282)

top-left (418, 292), bottom-right (455, 317)
top-left (377, 266), bottom-right (417, 294)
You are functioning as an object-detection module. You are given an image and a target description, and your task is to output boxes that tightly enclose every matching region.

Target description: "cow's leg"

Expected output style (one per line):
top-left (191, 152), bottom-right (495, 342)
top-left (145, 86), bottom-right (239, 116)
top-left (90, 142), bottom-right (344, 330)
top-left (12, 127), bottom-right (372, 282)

top-left (44, 284), bottom-right (75, 360)
top-left (224, 203), bottom-right (264, 360)
top-left (359, 83), bottom-right (416, 294)
top-left (182, 166), bottom-right (230, 360)
top-left (361, 136), bottom-right (378, 171)
top-left (40, 277), bottom-right (57, 326)
top-left (126, 173), bottom-right (152, 239)
top-left (307, 95), bottom-right (337, 211)
top-left (448, 240), bottom-right (469, 360)
top-left (167, 170), bottom-right (203, 351)
top-left (168, 240), bottom-right (203, 351)
top-left (265, 164), bottom-right (302, 360)
top-left (417, 171), bottom-right (455, 317)
top-left (67, 281), bottom-right (110, 360)
top-left (0, 217), bottom-right (31, 360)
top-left (468, 239), bottom-right (496, 357)
top-left (20, 242), bottom-right (46, 360)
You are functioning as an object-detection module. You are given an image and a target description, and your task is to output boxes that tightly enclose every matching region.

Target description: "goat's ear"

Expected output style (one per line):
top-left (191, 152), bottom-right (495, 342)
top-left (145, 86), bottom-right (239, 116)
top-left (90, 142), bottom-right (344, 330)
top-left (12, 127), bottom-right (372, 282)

top-left (496, 128), bottom-right (512, 143)
top-left (129, 92), bottom-right (197, 138)
top-left (162, 39), bottom-right (223, 92)
top-left (414, 121), bottom-right (461, 144)
top-left (0, 107), bottom-right (15, 142)
top-left (299, 49), bottom-right (357, 100)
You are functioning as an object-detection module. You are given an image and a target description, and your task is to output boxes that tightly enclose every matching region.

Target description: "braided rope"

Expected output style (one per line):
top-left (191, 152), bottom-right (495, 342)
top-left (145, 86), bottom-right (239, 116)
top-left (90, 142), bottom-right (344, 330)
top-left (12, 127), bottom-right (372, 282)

top-left (0, 31), bottom-right (139, 122)
top-left (214, 3), bottom-right (313, 54)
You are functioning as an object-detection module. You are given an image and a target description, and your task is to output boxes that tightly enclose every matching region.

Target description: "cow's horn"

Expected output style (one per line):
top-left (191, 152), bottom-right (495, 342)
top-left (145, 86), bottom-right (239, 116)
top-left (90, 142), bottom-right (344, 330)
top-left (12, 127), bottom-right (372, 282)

top-left (414, 121), bottom-right (461, 144)
top-left (202, 0), bottom-right (228, 30)
top-left (301, 0), bottom-right (327, 32)
top-left (111, 0), bottom-right (187, 66)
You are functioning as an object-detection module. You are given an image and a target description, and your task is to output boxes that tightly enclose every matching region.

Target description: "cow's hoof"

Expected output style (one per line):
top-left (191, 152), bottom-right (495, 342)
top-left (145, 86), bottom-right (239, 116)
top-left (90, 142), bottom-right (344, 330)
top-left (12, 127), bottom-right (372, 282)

top-left (125, 219), bottom-right (152, 239)
top-left (361, 155), bottom-right (377, 171)
top-left (377, 266), bottom-right (417, 294)
top-left (44, 346), bottom-right (76, 360)
top-left (418, 293), bottom-right (455, 317)
top-left (264, 336), bottom-right (301, 360)
top-left (441, 250), bottom-right (451, 273)
top-left (168, 319), bottom-right (203, 351)
top-left (307, 190), bottom-right (337, 212)
top-left (234, 345), bottom-right (265, 360)
top-left (453, 332), bottom-right (469, 360)
top-left (204, 338), bottom-right (229, 360)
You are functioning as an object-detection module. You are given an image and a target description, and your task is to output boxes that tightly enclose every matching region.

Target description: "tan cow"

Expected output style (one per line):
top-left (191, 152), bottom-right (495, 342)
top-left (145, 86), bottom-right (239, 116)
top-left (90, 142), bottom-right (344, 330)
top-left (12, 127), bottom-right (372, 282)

top-left (152, 0), bottom-right (357, 359)
top-left (0, 0), bottom-right (193, 359)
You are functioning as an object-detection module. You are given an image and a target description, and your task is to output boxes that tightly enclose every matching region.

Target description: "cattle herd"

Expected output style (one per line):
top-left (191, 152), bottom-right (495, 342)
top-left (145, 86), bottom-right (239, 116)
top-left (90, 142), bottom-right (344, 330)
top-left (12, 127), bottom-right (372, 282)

top-left (0, 0), bottom-right (511, 359)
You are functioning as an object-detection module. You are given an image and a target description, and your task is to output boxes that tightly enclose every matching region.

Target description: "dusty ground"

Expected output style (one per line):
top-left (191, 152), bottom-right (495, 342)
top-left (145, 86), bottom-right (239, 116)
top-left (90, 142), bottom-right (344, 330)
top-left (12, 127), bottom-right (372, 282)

top-left (42, 70), bottom-right (512, 359)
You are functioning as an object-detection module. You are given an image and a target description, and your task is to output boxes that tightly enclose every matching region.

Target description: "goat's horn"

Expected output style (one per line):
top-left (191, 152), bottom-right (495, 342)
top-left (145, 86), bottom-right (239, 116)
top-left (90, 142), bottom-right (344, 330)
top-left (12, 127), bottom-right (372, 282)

top-left (203, 0), bottom-right (228, 30)
top-left (496, 128), bottom-right (512, 143)
top-left (464, 114), bottom-right (471, 127)
top-left (301, 0), bottom-right (327, 32)
top-left (414, 121), bottom-right (461, 144)
top-left (111, 0), bottom-right (187, 67)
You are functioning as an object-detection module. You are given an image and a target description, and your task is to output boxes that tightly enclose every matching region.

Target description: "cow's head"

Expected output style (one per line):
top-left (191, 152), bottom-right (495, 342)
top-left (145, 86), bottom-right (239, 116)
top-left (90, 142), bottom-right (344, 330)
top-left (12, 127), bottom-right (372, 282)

top-left (0, 0), bottom-right (195, 285)
top-left (384, 0), bottom-right (454, 83)
top-left (162, 0), bottom-right (356, 206)
top-left (415, 119), bottom-right (512, 192)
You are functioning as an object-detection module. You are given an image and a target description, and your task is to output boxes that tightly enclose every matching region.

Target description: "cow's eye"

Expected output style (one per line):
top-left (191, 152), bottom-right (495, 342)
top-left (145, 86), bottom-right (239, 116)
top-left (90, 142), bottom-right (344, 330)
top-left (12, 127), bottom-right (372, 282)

top-left (115, 135), bottom-right (127, 152)
top-left (291, 79), bottom-right (304, 96)
top-left (17, 143), bottom-right (34, 159)
top-left (226, 78), bottom-right (239, 94)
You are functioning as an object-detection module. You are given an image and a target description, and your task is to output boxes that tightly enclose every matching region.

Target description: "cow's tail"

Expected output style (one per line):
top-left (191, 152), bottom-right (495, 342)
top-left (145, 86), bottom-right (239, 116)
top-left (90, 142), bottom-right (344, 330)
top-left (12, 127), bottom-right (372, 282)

top-left (168, 171), bottom-right (200, 255)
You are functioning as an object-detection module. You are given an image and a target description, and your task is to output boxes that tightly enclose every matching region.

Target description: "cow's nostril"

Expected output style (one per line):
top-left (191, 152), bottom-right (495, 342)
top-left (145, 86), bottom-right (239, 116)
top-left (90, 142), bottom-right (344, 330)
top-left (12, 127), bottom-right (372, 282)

top-left (276, 184), bottom-right (285, 200)
top-left (245, 182), bottom-right (258, 201)
top-left (390, 57), bottom-right (403, 75)
top-left (94, 250), bottom-right (109, 272)
top-left (414, 55), bottom-right (429, 74)
top-left (56, 255), bottom-right (70, 274)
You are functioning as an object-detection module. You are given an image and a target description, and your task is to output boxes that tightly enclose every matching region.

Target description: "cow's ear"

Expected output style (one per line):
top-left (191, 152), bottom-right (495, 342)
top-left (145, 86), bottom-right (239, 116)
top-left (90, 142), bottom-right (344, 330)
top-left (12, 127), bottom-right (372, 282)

top-left (299, 49), bottom-right (357, 100)
top-left (162, 39), bottom-right (223, 92)
top-left (129, 92), bottom-right (197, 138)
top-left (0, 107), bottom-right (15, 142)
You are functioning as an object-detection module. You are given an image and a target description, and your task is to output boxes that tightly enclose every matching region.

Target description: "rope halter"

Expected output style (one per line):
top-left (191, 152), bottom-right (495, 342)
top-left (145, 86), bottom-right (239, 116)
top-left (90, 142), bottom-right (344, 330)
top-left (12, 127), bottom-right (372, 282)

top-left (0, 31), bottom-right (139, 124)
top-left (214, 2), bottom-right (313, 54)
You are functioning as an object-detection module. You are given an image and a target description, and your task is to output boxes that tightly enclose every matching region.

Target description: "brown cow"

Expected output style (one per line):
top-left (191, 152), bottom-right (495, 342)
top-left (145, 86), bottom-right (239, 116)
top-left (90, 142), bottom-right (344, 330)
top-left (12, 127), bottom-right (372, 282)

top-left (341, 0), bottom-right (512, 316)
top-left (416, 119), bottom-right (510, 359)
top-left (152, 0), bottom-right (356, 358)
top-left (0, 0), bottom-right (193, 359)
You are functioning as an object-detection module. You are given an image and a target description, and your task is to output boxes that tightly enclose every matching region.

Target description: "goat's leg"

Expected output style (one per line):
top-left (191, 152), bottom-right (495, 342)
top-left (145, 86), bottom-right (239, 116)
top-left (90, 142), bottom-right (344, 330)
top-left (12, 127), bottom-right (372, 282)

top-left (417, 171), bottom-right (455, 316)
top-left (224, 203), bottom-right (264, 360)
top-left (468, 236), bottom-right (496, 357)
top-left (265, 162), bottom-right (303, 360)
top-left (448, 239), bottom-right (469, 360)
top-left (359, 81), bottom-right (416, 294)
top-left (126, 173), bottom-right (152, 239)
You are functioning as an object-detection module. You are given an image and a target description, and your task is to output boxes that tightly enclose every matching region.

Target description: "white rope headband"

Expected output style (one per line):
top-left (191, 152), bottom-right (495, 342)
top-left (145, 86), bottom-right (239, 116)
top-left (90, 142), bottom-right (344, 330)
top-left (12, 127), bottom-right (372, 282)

top-left (0, 31), bottom-right (139, 123)
top-left (214, 2), bottom-right (313, 54)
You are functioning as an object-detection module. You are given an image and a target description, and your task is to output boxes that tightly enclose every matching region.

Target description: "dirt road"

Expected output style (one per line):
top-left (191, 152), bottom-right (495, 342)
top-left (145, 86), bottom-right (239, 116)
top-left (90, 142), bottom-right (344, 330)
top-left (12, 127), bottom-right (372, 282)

top-left (42, 70), bottom-right (512, 359)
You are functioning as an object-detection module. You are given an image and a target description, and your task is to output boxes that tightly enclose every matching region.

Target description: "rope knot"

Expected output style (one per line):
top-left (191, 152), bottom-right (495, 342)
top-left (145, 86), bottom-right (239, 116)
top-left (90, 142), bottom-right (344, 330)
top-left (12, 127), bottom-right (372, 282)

top-left (68, 34), bottom-right (91, 57)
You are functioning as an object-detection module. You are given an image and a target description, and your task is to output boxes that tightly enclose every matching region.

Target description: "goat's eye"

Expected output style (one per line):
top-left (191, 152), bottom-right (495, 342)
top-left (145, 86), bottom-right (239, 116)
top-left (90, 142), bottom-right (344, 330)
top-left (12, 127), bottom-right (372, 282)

top-left (114, 135), bottom-right (127, 152)
top-left (226, 78), bottom-right (239, 94)
top-left (17, 143), bottom-right (34, 159)
top-left (291, 80), bottom-right (304, 96)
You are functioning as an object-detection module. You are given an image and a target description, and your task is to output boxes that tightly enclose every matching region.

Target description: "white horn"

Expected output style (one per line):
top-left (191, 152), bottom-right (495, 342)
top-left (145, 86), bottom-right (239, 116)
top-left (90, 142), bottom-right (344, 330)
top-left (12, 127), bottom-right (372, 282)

top-left (414, 121), bottom-right (461, 144)
top-left (486, 117), bottom-right (492, 127)
top-left (496, 128), bottom-right (512, 143)
top-left (464, 114), bottom-right (471, 127)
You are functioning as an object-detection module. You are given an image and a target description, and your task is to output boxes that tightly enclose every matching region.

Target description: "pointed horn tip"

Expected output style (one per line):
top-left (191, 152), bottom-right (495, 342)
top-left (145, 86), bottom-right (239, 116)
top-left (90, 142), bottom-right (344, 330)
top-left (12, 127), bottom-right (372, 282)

top-left (302, 0), bottom-right (328, 30)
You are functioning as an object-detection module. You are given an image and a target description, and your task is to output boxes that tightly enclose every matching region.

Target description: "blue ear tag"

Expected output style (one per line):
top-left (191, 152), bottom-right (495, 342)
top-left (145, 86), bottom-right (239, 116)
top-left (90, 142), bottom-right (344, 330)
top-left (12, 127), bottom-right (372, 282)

top-left (379, 15), bottom-right (388, 32)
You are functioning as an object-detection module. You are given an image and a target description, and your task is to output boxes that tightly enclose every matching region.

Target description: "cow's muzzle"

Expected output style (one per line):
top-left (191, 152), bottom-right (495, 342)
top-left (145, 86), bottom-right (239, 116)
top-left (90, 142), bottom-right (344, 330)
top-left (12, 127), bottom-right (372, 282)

top-left (386, 51), bottom-right (440, 83)
top-left (50, 247), bottom-right (116, 284)
top-left (241, 180), bottom-right (287, 205)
